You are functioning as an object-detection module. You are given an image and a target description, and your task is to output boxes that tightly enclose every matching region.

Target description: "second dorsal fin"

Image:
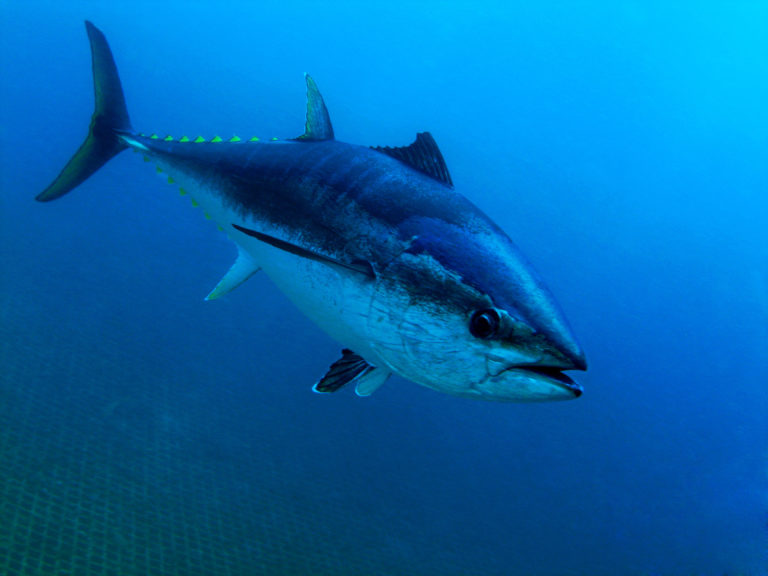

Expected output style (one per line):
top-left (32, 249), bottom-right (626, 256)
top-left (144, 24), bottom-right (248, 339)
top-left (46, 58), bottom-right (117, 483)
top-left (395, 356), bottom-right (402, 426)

top-left (372, 132), bottom-right (453, 187)
top-left (296, 74), bottom-right (334, 141)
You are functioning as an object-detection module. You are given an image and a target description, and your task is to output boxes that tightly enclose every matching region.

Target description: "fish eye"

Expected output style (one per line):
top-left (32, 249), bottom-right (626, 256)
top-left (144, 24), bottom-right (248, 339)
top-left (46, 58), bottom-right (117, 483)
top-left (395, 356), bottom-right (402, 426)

top-left (469, 308), bottom-right (501, 339)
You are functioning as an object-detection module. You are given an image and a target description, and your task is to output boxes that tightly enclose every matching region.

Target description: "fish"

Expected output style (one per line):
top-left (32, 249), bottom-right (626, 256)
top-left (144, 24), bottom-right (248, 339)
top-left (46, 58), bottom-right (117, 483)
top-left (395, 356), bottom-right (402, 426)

top-left (37, 21), bottom-right (587, 402)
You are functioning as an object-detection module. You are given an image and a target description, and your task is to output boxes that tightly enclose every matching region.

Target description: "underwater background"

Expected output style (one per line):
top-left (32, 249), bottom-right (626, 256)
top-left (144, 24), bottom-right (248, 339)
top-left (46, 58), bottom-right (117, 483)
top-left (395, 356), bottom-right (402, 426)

top-left (1, 1), bottom-right (766, 574)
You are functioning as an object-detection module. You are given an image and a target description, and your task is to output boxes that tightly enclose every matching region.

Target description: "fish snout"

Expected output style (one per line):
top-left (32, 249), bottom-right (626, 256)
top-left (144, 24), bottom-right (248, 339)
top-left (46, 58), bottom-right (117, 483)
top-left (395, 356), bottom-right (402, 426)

top-left (547, 337), bottom-right (587, 372)
top-left (529, 315), bottom-right (587, 372)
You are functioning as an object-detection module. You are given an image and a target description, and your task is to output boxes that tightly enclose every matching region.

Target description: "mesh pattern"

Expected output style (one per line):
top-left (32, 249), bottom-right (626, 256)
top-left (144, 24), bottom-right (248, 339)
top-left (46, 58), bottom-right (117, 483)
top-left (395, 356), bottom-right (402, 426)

top-left (0, 358), bottom-right (375, 576)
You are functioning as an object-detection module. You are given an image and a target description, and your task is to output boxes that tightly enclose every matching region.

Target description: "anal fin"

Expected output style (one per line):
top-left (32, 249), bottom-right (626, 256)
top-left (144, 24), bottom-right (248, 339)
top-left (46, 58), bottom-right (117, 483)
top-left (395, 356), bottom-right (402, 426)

top-left (313, 349), bottom-right (389, 396)
top-left (205, 248), bottom-right (260, 301)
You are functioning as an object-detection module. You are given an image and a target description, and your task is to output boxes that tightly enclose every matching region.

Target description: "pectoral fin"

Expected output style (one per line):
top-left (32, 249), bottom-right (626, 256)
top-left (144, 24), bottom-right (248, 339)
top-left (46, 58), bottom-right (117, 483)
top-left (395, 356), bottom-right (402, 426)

top-left (232, 224), bottom-right (374, 278)
top-left (205, 248), bottom-right (260, 301)
top-left (313, 350), bottom-right (389, 396)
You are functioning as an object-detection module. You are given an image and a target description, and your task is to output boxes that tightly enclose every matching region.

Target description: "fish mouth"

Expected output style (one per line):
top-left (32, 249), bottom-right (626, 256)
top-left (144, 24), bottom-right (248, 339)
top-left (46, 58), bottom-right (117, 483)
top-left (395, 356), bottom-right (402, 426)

top-left (473, 358), bottom-right (584, 401)
top-left (484, 352), bottom-right (584, 400)
top-left (482, 364), bottom-right (584, 401)
top-left (514, 366), bottom-right (583, 398)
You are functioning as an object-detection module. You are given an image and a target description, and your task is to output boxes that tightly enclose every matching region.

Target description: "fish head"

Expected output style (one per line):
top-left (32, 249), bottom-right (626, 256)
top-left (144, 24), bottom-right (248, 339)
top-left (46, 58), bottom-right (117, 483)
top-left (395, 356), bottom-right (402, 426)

top-left (367, 220), bottom-right (586, 402)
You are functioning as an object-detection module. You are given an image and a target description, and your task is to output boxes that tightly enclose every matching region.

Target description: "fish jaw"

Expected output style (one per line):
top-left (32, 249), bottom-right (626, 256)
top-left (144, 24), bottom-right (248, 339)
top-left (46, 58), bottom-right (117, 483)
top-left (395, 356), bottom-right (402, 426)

top-left (471, 366), bottom-right (583, 402)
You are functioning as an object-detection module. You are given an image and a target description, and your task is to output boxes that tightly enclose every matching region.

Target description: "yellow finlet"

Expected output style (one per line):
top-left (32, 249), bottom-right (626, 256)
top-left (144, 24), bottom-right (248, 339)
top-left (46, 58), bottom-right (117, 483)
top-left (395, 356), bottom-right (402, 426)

top-left (193, 136), bottom-right (205, 143)
top-left (217, 225), bottom-right (224, 232)
top-left (271, 137), bottom-right (279, 141)
top-left (249, 136), bottom-right (260, 142)
top-left (204, 212), bottom-right (212, 219)
top-left (179, 136), bottom-right (190, 143)
top-left (211, 136), bottom-right (223, 143)
top-left (156, 165), bottom-right (163, 174)
top-left (191, 198), bottom-right (199, 207)
top-left (167, 176), bottom-right (175, 184)
top-left (229, 135), bottom-right (241, 142)
top-left (164, 135), bottom-right (174, 142)
top-left (179, 187), bottom-right (187, 196)
top-left (143, 155), bottom-right (150, 162)
top-left (150, 133), bottom-right (159, 140)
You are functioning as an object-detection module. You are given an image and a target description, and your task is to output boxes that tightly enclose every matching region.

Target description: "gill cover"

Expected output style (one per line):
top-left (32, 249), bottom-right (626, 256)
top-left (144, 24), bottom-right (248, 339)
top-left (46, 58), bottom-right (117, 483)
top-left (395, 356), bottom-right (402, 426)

top-left (366, 249), bottom-right (490, 394)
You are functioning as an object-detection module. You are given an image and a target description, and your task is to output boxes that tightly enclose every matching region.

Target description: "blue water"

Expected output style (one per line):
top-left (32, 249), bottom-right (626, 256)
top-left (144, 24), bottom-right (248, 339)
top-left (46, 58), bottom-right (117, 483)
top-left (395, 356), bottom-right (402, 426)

top-left (1, 1), bottom-right (767, 574)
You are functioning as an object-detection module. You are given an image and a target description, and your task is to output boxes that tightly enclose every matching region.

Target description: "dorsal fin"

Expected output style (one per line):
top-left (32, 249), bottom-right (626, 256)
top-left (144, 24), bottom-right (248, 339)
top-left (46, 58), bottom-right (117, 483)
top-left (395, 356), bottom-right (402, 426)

top-left (296, 74), bottom-right (334, 141)
top-left (372, 132), bottom-right (453, 187)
